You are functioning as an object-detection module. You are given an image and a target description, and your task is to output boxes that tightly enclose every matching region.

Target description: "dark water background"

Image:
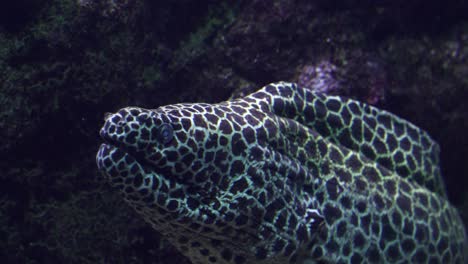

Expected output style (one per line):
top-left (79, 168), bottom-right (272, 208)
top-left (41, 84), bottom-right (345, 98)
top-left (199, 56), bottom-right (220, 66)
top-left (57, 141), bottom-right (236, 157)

top-left (0, 0), bottom-right (467, 263)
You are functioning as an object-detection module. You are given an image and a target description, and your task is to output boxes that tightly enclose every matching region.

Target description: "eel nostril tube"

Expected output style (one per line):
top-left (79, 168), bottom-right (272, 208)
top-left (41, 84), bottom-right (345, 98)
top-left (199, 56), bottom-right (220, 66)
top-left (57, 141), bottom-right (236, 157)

top-left (104, 112), bottom-right (113, 120)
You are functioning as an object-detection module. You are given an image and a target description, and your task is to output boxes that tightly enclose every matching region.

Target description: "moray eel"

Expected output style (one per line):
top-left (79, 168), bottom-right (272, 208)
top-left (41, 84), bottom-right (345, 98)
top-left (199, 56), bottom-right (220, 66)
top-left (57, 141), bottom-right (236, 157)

top-left (96, 82), bottom-right (466, 263)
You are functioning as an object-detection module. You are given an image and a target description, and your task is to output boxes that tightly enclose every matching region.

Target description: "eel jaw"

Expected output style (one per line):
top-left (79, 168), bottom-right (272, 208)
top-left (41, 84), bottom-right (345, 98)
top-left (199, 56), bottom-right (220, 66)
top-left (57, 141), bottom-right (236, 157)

top-left (96, 142), bottom-right (182, 213)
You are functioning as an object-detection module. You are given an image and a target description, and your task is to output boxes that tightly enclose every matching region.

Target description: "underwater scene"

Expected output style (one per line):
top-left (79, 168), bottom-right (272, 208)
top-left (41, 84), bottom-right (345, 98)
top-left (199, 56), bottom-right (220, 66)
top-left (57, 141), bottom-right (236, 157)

top-left (0, 0), bottom-right (467, 263)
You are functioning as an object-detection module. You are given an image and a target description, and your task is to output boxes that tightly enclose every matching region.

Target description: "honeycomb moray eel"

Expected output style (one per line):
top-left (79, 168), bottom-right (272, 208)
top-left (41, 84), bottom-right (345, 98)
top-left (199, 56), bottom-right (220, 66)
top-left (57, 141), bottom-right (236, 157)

top-left (96, 82), bottom-right (466, 263)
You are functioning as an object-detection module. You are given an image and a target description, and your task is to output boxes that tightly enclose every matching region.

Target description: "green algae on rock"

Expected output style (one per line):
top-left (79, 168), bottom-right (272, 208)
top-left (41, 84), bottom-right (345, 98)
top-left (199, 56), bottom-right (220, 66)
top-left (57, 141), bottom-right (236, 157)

top-left (97, 82), bottom-right (466, 263)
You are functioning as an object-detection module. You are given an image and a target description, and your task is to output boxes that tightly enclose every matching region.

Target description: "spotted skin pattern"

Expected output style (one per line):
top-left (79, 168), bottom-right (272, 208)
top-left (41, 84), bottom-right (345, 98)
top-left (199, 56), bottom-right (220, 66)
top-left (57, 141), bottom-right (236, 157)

top-left (97, 82), bottom-right (466, 263)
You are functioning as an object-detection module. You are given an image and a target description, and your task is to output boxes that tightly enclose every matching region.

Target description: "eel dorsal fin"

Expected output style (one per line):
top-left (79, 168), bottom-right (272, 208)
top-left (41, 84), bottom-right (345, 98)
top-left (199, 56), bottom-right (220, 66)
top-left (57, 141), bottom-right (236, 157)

top-left (248, 82), bottom-right (446, 197)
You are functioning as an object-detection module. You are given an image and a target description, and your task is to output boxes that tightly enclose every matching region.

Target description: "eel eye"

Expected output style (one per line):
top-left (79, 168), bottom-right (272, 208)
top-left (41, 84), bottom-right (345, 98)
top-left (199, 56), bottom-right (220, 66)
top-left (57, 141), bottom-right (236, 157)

top-left (157, 123), bottom-right (174, 144)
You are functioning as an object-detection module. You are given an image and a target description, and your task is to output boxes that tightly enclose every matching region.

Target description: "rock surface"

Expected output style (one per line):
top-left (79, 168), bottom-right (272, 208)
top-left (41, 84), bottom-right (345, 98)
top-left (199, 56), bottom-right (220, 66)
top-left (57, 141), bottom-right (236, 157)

top-left (0, 0), bottom-right (467, 262)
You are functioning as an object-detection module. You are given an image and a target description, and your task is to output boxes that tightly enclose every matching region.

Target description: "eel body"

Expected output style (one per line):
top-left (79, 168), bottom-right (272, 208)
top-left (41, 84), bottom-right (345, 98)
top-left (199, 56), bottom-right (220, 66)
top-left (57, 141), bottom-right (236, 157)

top-left (97, 82), bottom-right (466, 263)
